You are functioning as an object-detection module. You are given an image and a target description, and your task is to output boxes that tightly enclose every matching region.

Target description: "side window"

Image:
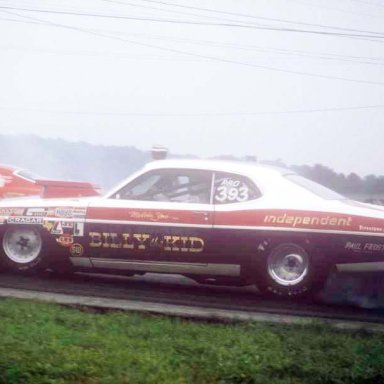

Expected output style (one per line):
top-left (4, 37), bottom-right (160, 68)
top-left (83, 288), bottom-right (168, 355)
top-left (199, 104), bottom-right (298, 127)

top-left (213, 172), bottom-right (261, 204)
top-left (112, 169), bottom-right (212, 204)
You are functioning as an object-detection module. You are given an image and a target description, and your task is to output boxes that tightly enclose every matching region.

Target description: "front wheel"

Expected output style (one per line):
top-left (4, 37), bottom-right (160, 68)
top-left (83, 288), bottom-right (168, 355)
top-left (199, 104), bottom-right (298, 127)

top-left (1, 226), bottom-right (47, 273)
top-left (256, 243), bottom-right (328, 299)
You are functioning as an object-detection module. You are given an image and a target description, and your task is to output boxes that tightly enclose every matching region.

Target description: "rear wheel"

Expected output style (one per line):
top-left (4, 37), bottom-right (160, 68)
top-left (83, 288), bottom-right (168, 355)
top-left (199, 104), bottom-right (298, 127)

top-left (256, 243), bottom-right (328, 298)
top-left (1, 226), bottom-right (47, 273)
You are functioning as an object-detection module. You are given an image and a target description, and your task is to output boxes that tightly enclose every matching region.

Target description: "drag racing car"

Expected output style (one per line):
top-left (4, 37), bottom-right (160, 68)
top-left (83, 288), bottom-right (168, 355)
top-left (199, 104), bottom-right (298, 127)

top-left (0, 164), bottom-right (100, 199)
top-left (0, 158), bottom-right (384, 298)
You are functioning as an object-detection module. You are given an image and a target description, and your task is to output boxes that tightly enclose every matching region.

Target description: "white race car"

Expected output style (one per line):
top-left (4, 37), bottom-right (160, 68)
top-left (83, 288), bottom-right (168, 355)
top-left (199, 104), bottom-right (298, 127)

top-left (1, 159), bottom-right (383, 298)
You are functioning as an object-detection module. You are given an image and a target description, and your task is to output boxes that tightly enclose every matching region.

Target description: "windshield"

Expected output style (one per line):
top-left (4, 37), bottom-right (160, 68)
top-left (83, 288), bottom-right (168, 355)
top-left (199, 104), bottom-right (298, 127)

top-left (14, 169), bottom-right (42, 183)
top-left (285, 174), bottom-right (346, 200)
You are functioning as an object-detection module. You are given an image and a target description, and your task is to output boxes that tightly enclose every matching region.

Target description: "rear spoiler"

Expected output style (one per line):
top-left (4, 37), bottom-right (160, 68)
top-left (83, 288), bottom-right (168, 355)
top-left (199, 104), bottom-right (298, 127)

top-left (35, 179), bottom-right (101, 198)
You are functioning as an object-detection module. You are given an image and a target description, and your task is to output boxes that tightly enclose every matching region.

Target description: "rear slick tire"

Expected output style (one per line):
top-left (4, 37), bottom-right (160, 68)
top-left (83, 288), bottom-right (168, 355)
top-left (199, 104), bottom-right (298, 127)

top-left (256, 243), bottom-right (328, 299)
top-left (1, 226), bottom-right (47, 273)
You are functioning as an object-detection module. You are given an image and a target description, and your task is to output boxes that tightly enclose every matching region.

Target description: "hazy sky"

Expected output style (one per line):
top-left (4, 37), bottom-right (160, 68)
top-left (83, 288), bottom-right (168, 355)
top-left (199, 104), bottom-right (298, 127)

top-left (0, 0), bottom-right (383, 175)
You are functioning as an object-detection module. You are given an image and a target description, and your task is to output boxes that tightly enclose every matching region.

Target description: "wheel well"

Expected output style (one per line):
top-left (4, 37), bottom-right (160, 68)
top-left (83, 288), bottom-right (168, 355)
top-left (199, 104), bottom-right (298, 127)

top-left (243, 236), bottom-right (327, 282)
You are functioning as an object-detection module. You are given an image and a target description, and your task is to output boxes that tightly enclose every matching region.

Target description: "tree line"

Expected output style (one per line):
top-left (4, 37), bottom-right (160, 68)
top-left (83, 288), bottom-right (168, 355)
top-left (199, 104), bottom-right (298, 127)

top-left (1, 135), bottom-right (383, 196)
top-left (292, 164), bottom-right (384, 195)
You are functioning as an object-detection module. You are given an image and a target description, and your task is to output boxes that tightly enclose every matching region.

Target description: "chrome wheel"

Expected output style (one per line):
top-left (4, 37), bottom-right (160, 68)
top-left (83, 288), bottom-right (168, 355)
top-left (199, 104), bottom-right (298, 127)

top-left (267, 245), bottom-right (309, 286)
top-left (3, 227), bottom-right (42, 264)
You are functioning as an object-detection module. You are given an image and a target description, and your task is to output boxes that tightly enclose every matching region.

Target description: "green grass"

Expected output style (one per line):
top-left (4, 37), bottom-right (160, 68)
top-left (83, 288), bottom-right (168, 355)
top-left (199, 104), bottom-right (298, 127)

top-left (0, 298), bottom-right (384, 383)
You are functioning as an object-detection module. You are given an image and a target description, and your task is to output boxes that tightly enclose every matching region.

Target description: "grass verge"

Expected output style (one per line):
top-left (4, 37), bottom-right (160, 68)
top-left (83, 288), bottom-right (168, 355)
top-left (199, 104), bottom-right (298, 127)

top-left (0, 297), bottom-right (384, 383)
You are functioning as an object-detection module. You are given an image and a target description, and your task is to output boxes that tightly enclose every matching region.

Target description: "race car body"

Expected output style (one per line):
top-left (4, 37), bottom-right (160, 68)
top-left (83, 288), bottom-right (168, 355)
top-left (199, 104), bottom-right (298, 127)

top-left (0, 164), bottom-right (100, 199)
top-left (0, 159), bottom-right (384, 298)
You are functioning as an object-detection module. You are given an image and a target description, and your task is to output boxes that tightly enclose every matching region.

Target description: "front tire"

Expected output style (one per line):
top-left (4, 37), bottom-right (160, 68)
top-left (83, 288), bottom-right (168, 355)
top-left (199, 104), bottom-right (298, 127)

top-left (256, 243), bottom-right (328, 299)
top-left (1, 226), bottom-right (47, 273)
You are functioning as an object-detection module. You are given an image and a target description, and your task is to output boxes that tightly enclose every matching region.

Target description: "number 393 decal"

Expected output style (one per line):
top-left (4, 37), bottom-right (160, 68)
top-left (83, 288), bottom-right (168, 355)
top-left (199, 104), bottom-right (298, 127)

top-left (214, 179), bottom-right (249, 203)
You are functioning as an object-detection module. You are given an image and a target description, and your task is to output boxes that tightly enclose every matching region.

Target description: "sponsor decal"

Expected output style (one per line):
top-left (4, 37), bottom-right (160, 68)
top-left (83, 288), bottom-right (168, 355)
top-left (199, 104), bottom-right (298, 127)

top-left (57, 235), bottom-right (74, 247)
top-left (7, 216), bottom-right (43, 224)
top-left (263, 214), bottom-right (353, 228)
top-left (217, 209), bottom-right (384, 235)
top-left (89, 232), bottom-right (205, 253)
top-left (345, 242), bottom-right (362, 251)
top-left (54, 208), bottom-right (74, 218)
top-left (43, 220), bottom-right (84, 240)
top-left (61, 221), bottom-right (74, 229)
top-left (358, 225), bottom-right (384, 233)
top-left (73, 207), bottom-right (87, 218)
top-left (215, 178), bottom-right (249, 203)
top-left (25, 208), bottom-right (48, 217)
top-left (54, 207), bottom-right (87, 218)
top-left (43, 220), bottom-right (55, 232)
top-left (74, 222), bottom-right (84, 236)
top-left (51, 221), bottom-right (64, 235)
top-left (70, 243), bottom-right (84, 257)
top-left (128, 211), bottom-right (179, 222)
top-left (47, 208), bottom-right (56, 216)
top-left (0, 208), bottom-right (25, 216)
top-left (345, 241), bottom-right (384, 253)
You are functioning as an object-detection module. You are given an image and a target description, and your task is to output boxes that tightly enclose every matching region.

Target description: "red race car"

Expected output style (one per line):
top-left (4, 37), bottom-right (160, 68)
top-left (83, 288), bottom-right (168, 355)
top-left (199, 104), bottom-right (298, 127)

top-left (0, 164), bottom-right (100, 199)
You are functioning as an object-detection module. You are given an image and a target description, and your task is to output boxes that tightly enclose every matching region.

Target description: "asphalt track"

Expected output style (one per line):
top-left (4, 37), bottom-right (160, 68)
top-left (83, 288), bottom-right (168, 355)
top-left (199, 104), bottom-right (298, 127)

top-left (0, 270), bottom-right (384, 328)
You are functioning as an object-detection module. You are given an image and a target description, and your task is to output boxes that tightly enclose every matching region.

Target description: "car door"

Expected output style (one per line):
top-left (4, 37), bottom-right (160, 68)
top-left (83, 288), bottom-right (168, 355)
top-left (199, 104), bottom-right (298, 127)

top-left (84, 168), bottom-right (215, 275)
top-left (211, 171), bottom-right (263, 271)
